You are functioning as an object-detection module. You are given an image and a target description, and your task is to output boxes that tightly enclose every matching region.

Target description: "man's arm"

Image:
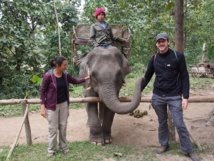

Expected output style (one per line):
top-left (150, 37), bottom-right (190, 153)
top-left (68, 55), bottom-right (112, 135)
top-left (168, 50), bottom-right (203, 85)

top-left (90, 24), bottom-right (99, 47)
top-left (178, 53), bottom-right (190, 99)
top-left (178, 53), bottom-right (190, 110)
top-left (141, 56), bottom-right (155, 91)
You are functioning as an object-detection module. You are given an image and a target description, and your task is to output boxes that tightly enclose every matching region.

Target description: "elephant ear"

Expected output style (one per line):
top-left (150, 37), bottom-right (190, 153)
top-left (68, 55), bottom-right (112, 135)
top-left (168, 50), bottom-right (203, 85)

top-left (85, 50), bottom-right (97, 67)
top-left (79, 51), bottom-right (95, 88)
top-left (121, 55), bottom-right (132, 77)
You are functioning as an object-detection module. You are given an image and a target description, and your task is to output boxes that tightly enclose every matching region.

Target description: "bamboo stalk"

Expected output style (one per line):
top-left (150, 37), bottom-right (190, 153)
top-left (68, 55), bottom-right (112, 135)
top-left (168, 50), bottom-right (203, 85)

top-left (6, 104), bottom-right (29, 160)
top-left (53, 0), bottom-right (61, 55)
top-left (189, 129), bottom-right (203, 151)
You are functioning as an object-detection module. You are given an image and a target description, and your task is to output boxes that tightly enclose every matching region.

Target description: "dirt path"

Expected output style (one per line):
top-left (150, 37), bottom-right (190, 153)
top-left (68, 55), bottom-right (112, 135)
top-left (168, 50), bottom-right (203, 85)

top-left (0, 90), bottom-right (214, 160)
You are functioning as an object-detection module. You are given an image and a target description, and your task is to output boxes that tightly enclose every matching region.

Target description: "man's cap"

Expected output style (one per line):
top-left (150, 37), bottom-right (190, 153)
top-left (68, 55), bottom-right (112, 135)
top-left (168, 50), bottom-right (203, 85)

top-left (155, 33), bottom-right (169, 42)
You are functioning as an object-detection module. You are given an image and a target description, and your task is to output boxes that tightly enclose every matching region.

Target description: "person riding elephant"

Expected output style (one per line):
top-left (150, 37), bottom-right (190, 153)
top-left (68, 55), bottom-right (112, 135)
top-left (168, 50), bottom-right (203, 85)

top-left (79, 46), bottom-right (144, 145)
top-left (90, 7), bottom-right (127, 49)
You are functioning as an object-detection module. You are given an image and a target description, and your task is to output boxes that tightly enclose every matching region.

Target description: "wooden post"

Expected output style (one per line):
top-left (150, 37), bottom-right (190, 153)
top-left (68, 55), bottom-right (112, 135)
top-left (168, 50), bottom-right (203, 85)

top-left (201, 43), bottom-right (206, 64)
top-left (7, 104), bottom-right (29, 160)
top-left (21, 100), bottom-right (32, 145)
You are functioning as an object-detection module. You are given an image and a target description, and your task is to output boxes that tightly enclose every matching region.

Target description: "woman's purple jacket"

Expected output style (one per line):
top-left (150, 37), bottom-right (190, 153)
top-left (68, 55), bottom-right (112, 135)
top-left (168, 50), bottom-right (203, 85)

top-left (40, 69), bottom-right (85, 111)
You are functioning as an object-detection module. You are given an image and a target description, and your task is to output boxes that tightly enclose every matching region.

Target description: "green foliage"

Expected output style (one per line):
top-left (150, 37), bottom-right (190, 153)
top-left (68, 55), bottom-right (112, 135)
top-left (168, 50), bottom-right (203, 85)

top-left (0, 104), bottom-right (40, 117)
top-left (81, 0), bottom-right (176, 65)
top-left (0, 0), bottom-right (80, 98)
top-left (81, 0), bottom-right (214, 66)
top-left (0, 0), bottom-right (214, 99)
top-left (31, 75), bottom-right (42, 86)
top-left (0, 74), bottom-right (39, 99)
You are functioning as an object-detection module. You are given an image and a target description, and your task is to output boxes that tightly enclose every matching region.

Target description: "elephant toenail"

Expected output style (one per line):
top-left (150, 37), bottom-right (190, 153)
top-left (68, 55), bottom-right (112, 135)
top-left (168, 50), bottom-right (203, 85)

top-left (97, 143), bottom-right (102, 146)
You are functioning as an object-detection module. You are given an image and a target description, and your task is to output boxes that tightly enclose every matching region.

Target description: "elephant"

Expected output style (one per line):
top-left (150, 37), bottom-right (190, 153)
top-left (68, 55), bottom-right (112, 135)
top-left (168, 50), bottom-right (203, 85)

top-left (79, 46), bottom-right (144, 145)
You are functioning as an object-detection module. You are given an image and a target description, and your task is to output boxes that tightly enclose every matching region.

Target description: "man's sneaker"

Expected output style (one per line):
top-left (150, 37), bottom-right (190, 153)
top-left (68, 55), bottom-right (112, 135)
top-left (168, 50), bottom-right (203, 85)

top-left (188, 152), bottom-right (200, 161)
top-left (47, 153), bottom-right (54, 157)
top-left (156, 145), bottom-right (169, 154)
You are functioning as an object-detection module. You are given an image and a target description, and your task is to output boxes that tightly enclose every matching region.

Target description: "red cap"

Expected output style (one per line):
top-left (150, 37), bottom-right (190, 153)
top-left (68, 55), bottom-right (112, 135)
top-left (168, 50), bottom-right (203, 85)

top-left (95, 8), bottom-right (106, 19)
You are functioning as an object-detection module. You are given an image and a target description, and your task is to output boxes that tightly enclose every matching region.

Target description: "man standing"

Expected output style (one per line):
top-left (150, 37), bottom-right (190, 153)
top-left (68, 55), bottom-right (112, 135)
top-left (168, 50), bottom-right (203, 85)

top-left (141, 33), bottom-right (200, 161)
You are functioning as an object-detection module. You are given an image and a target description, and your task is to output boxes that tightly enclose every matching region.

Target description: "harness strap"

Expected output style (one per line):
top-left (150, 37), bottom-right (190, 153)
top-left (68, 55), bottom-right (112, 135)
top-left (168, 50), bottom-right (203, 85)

top-left (154, 50), bottom-right (178, 62)
top-left (96, 22), bottom-right (114, 41)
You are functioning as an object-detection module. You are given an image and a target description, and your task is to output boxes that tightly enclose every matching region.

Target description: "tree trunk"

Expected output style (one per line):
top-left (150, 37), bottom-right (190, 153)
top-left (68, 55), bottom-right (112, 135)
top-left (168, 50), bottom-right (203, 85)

top-left (175, 0), bottom-right (184, 52)
top-left (0, 76), bottom-right (3, 90)
top-left (170, 0), bottom-right (184, 141)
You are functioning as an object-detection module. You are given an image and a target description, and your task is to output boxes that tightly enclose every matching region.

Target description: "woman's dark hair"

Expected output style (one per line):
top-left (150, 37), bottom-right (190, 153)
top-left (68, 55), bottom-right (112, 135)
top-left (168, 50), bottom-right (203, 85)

top-left (50, 56), bottom-right (67, 68)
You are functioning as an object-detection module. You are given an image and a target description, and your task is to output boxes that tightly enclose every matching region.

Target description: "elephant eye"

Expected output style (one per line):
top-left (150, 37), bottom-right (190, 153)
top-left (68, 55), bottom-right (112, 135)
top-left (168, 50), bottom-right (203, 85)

top-left (116, 70), bottom-right (122, 78)
top-left (91, 71), bottom-right (96, 77)
top-left (91, 71), bottom-right (98, 81)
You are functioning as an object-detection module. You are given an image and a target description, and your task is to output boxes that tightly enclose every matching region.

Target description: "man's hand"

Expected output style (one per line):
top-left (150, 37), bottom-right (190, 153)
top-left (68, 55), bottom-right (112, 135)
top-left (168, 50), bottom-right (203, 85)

top-left (182, 99), bottom-right (188, 110)
top-left (41, 104), bottom-right (46, 118)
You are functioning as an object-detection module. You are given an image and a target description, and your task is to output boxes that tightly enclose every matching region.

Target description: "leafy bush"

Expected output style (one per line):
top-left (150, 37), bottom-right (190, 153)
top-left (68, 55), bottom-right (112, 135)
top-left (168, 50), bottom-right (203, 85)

top-left (0, 74), bottom-right (40, 99)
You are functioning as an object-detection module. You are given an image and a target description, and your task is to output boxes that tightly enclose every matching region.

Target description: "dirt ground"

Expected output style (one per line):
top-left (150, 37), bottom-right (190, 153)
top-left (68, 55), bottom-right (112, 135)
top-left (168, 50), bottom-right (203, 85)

top-left (0, 89), bottom-right (214, 160)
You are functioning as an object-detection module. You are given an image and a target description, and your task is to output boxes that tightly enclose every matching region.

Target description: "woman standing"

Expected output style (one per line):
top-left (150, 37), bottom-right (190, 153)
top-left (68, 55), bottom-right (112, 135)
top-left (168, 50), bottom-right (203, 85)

top-left (40, 56), bottom-right (90, 157)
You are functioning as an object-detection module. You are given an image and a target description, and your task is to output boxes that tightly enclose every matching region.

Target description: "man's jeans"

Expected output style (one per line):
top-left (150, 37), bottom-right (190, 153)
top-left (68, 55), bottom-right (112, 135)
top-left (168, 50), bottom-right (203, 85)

top-left (46, 101), bottom-right (69, 154)
top-left (151, 94), bottom-right (193, 153)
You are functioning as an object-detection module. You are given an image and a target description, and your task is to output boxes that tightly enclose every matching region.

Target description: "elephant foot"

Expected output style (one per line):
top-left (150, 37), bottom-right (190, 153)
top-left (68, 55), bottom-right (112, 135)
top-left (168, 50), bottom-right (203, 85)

top-left (90, 137), bottom-right (104, 146)
top-left (91, 141), bottom-right (103, 146)
top-left (104, 135), bottom-right (112, 144)
top-left (104, 138), bottom-right (112, 144)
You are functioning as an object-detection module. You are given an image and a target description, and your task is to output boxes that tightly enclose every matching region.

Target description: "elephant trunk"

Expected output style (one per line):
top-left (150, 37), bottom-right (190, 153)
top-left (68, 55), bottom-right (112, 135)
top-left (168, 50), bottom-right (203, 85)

top-left (99, 77), bottom-right (144, 114)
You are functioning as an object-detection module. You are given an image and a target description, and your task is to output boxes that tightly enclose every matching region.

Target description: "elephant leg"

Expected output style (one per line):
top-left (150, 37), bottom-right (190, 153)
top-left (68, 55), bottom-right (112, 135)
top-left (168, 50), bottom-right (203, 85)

top-left (85, 106), bottom-right (89, 127)
top-left (98, 103), bottom-right (104, 125)
top-left (102, 105), bottom-right (115, 144)
top-left (87, 102), bottom-right (104, 145)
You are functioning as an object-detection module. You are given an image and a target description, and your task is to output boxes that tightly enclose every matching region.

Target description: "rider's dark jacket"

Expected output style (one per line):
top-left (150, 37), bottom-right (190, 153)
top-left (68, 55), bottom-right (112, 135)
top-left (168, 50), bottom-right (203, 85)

top-left (90, 21), bottom-right (125, 47)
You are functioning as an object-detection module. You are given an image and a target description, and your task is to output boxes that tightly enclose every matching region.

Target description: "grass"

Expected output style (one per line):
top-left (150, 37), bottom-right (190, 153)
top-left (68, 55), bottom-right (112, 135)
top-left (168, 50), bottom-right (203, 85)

top-left (0, 141), bottom-right (212, 161)
top-left (0, 104), bottom-right (40, 117)
top-left (190, 76), bottom-right (214, 89)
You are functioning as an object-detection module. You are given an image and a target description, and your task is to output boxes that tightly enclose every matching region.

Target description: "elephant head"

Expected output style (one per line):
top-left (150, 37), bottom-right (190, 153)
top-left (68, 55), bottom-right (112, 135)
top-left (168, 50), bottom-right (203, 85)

top-left (79, 46), bottom-right (143, 114)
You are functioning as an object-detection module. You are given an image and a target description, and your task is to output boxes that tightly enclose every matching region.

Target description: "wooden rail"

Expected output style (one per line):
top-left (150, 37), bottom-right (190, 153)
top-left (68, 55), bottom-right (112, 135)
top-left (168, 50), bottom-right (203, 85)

top-left (0, 96), bottom-right (213, 104)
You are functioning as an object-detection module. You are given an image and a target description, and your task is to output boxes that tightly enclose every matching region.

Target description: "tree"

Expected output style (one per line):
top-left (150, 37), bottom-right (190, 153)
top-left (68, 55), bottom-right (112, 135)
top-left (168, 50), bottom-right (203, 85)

top-left (0, 0), bottom-right (79, 98)
top-left (81, 0), bottom-right (176, 65)
top-left (175, 0), bottom-right (184, 52)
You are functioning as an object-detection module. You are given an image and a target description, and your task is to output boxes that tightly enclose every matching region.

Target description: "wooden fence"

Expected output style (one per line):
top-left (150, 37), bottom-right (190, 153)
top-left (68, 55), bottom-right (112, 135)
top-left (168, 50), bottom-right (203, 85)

top-left (0, 96), bottom-right (213, 105)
